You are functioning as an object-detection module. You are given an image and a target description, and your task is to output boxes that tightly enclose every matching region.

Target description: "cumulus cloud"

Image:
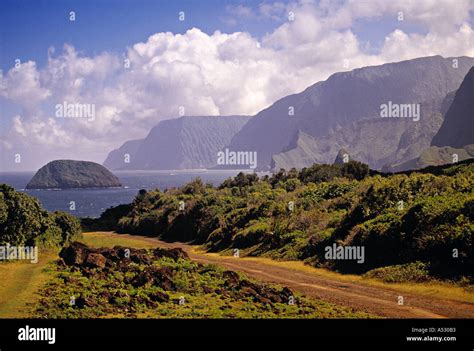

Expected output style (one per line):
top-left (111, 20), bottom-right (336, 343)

top-left (346, 0), bottom-right (474, 34)
top-left (380, 23), bottom-right (474, 61)
top-left (1, 0), bottom-right (474, 170)
top-left (0, 61), bottom-right (51, 116)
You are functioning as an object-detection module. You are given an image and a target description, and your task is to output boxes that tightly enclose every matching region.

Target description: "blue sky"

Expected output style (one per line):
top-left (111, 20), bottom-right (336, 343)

top-left (0, 0), bottom-right (424, 71)
top-left (0, 0), bottom-right (284, 70)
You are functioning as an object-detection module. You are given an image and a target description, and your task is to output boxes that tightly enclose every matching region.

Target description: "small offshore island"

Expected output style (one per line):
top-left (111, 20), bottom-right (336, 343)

top-left (26, 160), bottom-right (122, 189)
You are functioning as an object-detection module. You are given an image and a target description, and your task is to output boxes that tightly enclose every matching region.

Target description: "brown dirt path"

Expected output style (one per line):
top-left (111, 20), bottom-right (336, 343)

top-left (96, 232), bottom-right (474, 319)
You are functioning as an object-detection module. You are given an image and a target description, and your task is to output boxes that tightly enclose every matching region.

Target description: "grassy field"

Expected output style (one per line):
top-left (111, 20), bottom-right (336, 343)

top-left (81, 231), bottom-right (157, 249)
top-left (35, 232), bottom-right (373, 319)
top-left (0, 232), bottom-right (154, 318)
top-left (1, 231), bottom-right (471, 318)
top-left (0, 250), bottom-right (58, 318)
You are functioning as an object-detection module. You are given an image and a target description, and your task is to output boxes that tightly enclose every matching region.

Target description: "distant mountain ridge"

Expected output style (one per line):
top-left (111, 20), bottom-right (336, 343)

top-left (104, 56), bottom-right (474, 172)
top-left (103, 139), bottom-right (143, 170)
top-left (385, 67), bottom-right (474, 172)
top-left (431, 66), bottom-right (474, 148)
top-left (272, 94), bottom-right (449, 170)
top-left (104, 116), bottom-right (251, 170)
top-left (387, 145), bottom-right (474, 172)
top-left (228, 55), bottom-right (474, 170)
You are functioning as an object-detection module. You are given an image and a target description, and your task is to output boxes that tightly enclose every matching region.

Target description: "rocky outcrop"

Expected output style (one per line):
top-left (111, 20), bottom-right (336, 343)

top-left (59, 241), bottom-right (189, 268)
top-left (26, 160), bottom-right (121, 189)
top-left (334, 149), bottom-right (350, 165)
top-left (58, 242), bottom-right (294, 307)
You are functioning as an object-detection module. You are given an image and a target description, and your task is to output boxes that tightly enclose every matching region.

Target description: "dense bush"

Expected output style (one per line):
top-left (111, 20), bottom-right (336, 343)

top-left (53, 211), bottom-right (82, 245)
top-left (298, 161), bottom-right (369, 184)
top-left (0, 184), bottom-right (81, 247)
top-left (220, 172), bottom-right (259, 189)
top-left (363, 262), bottom-right (432, 283)
top-left (102, 160), bottom-right (473, 281)
top-left (81, 204), bottom-right (132, 231)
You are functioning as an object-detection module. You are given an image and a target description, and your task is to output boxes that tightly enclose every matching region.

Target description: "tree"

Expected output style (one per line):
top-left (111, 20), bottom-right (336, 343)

top-left (53, 211), bottom-right (82, 245)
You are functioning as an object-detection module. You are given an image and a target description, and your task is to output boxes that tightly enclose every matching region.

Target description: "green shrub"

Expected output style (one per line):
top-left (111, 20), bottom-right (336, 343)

top-left (363, 262), bottom-right (431, 283)
top-left (102, 160), bottom-right (474, 281)
top-left (54, 211), bottom-right (82, 245)
top-left (0, 184), bottom-right (81, 247)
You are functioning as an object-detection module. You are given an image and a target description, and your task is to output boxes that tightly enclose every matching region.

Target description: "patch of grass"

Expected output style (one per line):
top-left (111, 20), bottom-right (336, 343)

top-left (363, 262), bottom-right (431, 283)
top-left (34, 243), bottom-right (373, 319)
top-left (0, 233), bottom-right (157, 318)
top-left (0, 250), bottom-right (58, 318)
top-left (82, 232), bottom-right (156, 249)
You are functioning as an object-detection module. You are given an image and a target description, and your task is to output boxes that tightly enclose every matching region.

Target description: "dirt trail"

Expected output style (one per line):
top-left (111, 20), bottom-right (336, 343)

top-left (106, 232), bottom-right (474, 318)
top-left (0, 251), bottom-right (56, 317)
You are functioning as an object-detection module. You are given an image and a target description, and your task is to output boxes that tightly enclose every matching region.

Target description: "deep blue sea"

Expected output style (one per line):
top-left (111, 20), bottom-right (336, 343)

top-left (0, 170), bottom-right (245, 218)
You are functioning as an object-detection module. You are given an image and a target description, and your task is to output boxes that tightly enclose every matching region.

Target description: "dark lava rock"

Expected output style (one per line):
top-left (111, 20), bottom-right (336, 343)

top-left (128, 266), bottom-right (175, 290)
top-left (233, 279), bottom-right (295, 305)
top-left (149, 291), bottom-right (170, 303)
top-left (260, 288), bottom-right (283, 303)
top-left (75, 296), bottom-right (96, 309)
top-left (223, 270), bottom-right (240, 286)
top-left (153, 247), bottom-right (189, 261)
top-left (113, 246), bottom-right (133, 259)
top-left (129, 273), bottom-right (150, 288)
top-left (280, 287), bottom-right (293, 300)
top-left (85, 253), bottom-right (107, 269)
top-left (59, 242), bottom-right (90, 266)
top-left (59, 242), bottom-right (187, 269)
top-left (130, 249), bottom-right (152, 265)
top-left (202, 286), bottom-right (213, 294)
top-left (57, 241), bottom-right (297, 310)
top-left (149, 266), bottom-right (175, 290)
top-left (240, 286), bottom-right (260, 300)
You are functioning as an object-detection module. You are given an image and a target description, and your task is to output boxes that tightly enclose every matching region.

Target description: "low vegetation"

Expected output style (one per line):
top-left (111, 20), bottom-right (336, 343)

top-left (89, 160), bottom-right (473, 283)
top-left (363, 262), bottom-right (432, 283)
top-left (35, 242), bottom-right (370, 318)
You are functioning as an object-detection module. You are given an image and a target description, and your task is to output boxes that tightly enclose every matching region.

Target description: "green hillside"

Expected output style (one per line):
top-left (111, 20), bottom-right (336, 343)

top-left (91, 160), bottom-right (473, 282)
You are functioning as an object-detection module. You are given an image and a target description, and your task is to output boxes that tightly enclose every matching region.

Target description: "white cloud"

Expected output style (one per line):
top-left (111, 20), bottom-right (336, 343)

top-left (0, 61), bottom-right (51, 116)
top-left (346, 0), bottom-right (474, 34)
top-left (380, 23), bottom-right (474, 61)
top-left (1, 0), bottom-right (474, 170)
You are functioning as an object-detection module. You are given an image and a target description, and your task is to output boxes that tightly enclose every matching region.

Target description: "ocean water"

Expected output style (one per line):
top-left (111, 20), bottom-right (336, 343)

top-left (0, 170), bottom-right (245, 218)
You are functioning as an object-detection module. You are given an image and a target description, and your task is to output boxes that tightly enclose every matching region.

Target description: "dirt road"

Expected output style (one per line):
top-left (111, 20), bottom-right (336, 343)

top-left (98, 232), bottom-right (474, 318)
